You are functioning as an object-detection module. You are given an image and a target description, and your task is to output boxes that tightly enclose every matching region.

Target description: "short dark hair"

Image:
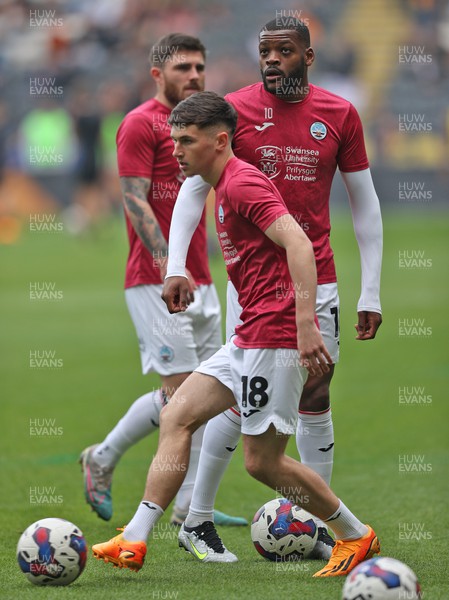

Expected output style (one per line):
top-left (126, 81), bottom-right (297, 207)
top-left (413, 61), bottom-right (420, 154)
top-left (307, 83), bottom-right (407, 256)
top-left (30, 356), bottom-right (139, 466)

top-left (260, 17), bottom-right (310, 47)
top-left (168, 91), bottom-right (237, 137)
top-left (149, 33), bottom-right (206, 67)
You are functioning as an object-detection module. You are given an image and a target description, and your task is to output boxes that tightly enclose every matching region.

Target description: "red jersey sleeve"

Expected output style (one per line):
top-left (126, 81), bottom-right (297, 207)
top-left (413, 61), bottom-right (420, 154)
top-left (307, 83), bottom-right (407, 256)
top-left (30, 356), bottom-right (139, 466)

top-left (116, 113), bottom-right (157, 178)
top-left (226, 167), bottom-right (290, 232)
top-left (337, 104), bottom-right (369, 173)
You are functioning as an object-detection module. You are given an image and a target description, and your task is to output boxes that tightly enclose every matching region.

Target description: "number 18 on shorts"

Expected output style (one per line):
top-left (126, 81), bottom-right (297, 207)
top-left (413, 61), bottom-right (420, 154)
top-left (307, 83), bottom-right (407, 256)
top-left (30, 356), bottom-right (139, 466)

top-left (196, 342), bottom-right (308, 436)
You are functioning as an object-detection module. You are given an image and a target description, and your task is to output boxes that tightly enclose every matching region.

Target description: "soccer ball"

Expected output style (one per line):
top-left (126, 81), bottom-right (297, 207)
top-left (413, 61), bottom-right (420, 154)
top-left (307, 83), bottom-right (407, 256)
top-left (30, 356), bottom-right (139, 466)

top-left (17, 518), bottom-right (87, 586)
top-left (342, 556), bottom-right (422, 599)
top-left (251, 497), bottom-right (318, 561)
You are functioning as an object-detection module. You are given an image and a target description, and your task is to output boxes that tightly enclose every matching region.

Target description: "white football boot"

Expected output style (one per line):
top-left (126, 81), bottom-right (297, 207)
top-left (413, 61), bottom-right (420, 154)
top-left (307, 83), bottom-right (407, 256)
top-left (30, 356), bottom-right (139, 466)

top-left (178, 521), bottom-right (238, 563)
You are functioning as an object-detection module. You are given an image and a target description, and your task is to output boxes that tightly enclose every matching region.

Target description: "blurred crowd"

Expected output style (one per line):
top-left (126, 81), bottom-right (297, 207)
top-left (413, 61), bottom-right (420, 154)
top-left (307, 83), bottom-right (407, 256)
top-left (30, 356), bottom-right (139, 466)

top-left (0, 0), bottom-right (447, 235)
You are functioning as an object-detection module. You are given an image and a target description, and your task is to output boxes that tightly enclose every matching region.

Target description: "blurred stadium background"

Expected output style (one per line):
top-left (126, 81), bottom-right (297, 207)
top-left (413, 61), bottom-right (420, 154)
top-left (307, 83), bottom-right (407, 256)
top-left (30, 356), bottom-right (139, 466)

top-left (0, 0), bottom-right (448, 240)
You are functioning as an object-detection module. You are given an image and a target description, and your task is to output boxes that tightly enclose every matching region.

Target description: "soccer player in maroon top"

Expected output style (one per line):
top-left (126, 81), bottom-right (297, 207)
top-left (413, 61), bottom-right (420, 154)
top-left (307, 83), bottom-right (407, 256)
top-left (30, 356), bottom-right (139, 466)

top-left (80, 34), bottom-right (245, 527)
top-left (92, 91), bottom-right (380, 577)
top-left (166, 17), bottom-right (382, 560)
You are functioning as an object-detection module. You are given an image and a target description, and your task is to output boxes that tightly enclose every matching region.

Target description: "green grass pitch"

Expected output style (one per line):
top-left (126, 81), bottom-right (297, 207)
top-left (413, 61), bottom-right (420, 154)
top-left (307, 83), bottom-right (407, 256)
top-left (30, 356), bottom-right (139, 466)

top-left (1, 208), bottom-right (448, 599)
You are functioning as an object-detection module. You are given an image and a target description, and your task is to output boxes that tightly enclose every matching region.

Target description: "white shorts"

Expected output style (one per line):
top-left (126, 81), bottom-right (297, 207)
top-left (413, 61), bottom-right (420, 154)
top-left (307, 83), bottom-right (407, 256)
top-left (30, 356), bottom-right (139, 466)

top-left (226, 280), bottom-right (340, 363)
top-left (125, 284), bottom-right (222, 376)
top-left (196, 341), bottom-right (308, 436)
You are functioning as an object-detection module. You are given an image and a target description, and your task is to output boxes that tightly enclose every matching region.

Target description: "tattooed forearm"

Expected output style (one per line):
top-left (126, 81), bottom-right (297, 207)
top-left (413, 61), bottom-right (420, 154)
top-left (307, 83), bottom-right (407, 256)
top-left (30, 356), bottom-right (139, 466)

top-left (120, 177), bottom-right (168, 263)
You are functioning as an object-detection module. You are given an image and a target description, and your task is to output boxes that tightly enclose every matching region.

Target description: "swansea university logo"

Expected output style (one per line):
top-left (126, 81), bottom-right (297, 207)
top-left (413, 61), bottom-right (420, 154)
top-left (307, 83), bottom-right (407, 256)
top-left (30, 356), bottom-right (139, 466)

top-left (255, 145), bottom-right (282, 179)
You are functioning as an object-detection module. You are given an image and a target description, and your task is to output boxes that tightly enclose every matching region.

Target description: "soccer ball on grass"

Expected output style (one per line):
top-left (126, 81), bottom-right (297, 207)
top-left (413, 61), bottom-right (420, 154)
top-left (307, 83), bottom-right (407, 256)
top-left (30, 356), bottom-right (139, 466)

top-left (17, 518), bottom-right (87, 586)
top-left (251, 497), bottom-right (318, 561)
top-left (342, 556), bottom-right (421, 599)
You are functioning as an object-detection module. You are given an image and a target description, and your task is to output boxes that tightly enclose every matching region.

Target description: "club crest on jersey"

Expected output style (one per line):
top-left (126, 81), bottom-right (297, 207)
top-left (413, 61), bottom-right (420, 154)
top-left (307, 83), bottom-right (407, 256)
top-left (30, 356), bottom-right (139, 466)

top-left (310, 121), bottom-right (327, 140)
top-left (255, 145), bottom-right (282, 179)
top-left (218, 204), bottom-right (225, 224)
top-left (159, 345), bottom-right (174, 362)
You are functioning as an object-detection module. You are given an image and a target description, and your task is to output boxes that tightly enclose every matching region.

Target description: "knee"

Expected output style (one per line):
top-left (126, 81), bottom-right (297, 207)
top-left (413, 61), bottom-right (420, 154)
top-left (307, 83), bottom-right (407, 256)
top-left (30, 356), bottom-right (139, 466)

top-left (158, 404), bottom-right (175, 436)
top-left (244, 452), bottom-right (269, 483)
top-left (159, 400), bottom-right (198, 438)
top-left (159, 403), bottom-right (187, 436)
top-left (299, 379), bottom-right (331, 413)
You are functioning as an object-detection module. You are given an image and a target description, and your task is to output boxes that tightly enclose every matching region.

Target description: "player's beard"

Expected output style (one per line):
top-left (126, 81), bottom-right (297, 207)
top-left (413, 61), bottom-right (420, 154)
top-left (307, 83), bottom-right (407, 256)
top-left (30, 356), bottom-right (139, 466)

top-left (164, 80), bottom-right (202, 107)
top-left (261, 59), bottom-right (307, 101)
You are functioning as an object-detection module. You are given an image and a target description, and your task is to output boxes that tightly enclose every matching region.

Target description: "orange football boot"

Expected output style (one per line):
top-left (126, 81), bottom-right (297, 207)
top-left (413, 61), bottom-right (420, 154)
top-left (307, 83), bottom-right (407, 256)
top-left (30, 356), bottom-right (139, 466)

top-left (92, 532), bottom-right (146, 572)
top-left (313, 525), bottom-right (380, 578)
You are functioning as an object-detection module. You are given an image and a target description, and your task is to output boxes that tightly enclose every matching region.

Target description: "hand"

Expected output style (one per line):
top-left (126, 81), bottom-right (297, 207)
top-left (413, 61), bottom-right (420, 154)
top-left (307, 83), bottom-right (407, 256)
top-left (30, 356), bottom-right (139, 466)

top-left (161, 276), bottom-right (194, 313)
top-left (297, 320), bottom-right (333, 377)
top-left (355, 311), bottom-right (382, 340)
top-left (158, 260), bottom-right (196, 296)
top-left (185, 268), bottom-right (198, 298)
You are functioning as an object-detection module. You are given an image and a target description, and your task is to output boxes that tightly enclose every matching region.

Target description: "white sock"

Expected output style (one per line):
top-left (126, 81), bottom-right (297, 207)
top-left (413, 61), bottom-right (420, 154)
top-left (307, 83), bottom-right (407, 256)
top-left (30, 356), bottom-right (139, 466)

top-left (324, 500), bottom-right (369, 540)
top-left (173, 424), bottom-right (205, 515)
top-left (296, 409), bottom-right (334, 486)
top-left (185, 410), bottom-right (241, 527)
top-left (94, 390), bottom-right (163, 469)
top-left (123, 501), bottom-right (164, 542)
